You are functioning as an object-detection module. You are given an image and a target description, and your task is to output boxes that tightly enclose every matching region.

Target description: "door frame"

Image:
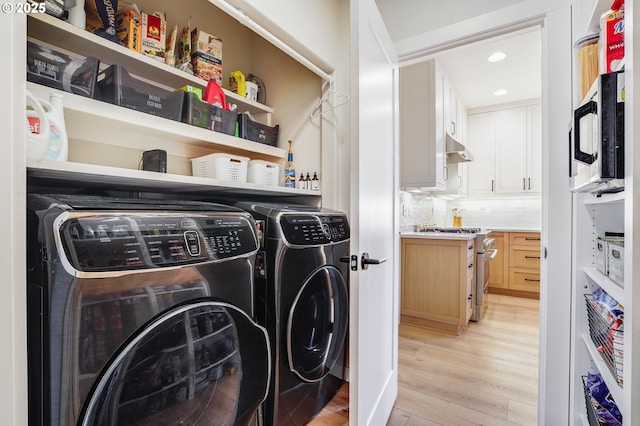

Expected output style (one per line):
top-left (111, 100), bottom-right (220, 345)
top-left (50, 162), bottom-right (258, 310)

top-left (393, 6), bottom-right (573, 423)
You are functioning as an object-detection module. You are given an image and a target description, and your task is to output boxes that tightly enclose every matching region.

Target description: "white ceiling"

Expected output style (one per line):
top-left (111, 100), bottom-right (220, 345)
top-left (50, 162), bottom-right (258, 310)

top-left (435, 27), bottom-right (542, 110)
top-left (375, 0), bottom-right (542, 110)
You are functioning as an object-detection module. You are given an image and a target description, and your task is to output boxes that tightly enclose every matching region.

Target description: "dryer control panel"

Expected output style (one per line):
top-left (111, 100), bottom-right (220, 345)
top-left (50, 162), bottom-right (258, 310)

top-left (279, 214), bottom-right (350, 246)
top-left (58, 213), bottom-right (258, 272)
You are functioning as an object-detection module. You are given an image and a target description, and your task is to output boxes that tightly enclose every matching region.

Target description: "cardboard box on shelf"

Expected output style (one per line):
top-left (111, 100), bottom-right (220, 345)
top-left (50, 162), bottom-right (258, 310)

top-left (191, 29), bottom-right (223, 84)
top-left (115, 7), bottom-right (142, 53)
top-left (141, 11), bottom-right (166, 63)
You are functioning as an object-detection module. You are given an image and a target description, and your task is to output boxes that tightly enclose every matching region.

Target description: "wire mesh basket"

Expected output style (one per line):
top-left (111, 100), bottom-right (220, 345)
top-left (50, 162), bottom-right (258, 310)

top-left (584, 294), bottom-right (624, 386)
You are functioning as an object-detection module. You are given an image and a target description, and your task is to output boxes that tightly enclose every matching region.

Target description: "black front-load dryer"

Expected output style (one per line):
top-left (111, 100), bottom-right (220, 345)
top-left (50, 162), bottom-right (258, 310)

top-left (235, 202), bottom-right (349, 426)
top-left (26, 194), bottom-right (271, 426)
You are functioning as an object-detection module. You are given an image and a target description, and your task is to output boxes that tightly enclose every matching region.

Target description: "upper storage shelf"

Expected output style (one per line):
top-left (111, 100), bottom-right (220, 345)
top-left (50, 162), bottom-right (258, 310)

top-left (27, 13), bottom-right (274, 118)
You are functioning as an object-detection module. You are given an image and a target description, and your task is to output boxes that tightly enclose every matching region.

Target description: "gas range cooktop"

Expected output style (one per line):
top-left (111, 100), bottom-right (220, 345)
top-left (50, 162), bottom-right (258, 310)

top-left (419, 227), bottom-right (481, 234)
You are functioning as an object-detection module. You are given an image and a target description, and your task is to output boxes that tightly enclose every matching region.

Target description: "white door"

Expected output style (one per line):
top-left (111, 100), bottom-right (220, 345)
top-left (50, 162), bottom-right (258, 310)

top-left (350, 0), bottom-right (399, 424)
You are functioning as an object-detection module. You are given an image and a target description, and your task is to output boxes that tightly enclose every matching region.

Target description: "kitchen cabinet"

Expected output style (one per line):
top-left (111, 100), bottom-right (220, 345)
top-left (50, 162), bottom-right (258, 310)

top-left (466, 103), bottom-right (541, 195)
top-left (488, 231), bottom-right (508, 289)
top-left (400, 237), bottom-right (475, 335)
top-left (25, 5), bottom-right (324, 197)
top-left (444, 77), bottom-right (466, 141)
top-left (489, 231), bottom-right (540, 298)
top-left (399, 59), bottom-right (446, 190)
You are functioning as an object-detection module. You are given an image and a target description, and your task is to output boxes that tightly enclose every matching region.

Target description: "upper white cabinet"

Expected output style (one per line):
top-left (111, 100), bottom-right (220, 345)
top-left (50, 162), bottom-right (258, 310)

top-left (399, 59), bottom-right (446, 190)
top-left (444, 77), bottom-right (467, 143)
top-left (466, 112), bottom-right (496, 194)
top-left (466, 103), bottom-right (541, 195)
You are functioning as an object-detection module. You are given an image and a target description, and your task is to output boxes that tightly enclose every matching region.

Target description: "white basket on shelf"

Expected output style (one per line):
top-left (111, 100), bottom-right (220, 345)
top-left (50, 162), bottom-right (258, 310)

top-left (247, 160), bottom-right (280, 186)
top-left (191, 153), bottom-right (249, 182)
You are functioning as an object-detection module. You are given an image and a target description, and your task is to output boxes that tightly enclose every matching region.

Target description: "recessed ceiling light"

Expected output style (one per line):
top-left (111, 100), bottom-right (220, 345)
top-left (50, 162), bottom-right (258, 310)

top-left (493, 89), bottom-right (508, 96)
top-left (488, 51), bottom-right (507, 62)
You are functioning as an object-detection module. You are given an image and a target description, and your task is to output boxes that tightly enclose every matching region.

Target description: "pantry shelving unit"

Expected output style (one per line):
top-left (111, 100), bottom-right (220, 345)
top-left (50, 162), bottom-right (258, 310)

top-left (25, 11), bottom-right (321, 197)
top-left (569, 0), bottom-right (636, 424)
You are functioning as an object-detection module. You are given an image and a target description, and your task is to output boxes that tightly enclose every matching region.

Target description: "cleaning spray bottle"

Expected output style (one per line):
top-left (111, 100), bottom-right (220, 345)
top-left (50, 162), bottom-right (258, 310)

top-left (41, 93), bottom-right (69, 161)
top-left (284, 140), bottom-right (296, 188)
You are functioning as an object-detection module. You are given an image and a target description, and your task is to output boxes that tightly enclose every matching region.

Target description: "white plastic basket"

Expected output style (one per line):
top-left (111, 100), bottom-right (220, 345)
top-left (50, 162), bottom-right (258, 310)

top-left (247, 159), bottom-right (280, 186)
top-left (191, 153), bottom-right (249, 182)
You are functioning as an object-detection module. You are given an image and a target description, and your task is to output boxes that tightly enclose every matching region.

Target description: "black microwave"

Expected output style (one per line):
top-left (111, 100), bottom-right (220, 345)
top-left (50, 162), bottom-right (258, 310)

top-left (570, 70), bottom-right (625, 194)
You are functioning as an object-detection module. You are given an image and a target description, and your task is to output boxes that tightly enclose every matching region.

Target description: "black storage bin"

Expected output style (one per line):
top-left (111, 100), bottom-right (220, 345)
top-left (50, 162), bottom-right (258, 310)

top-left (237, 113), bottom-right (279, 147)
top-left (181, 92), bottom-right (238, 136)
top-left (27, 41), bottom-right (99, 98)
top-left (96, 64), bottom-right (184, 121)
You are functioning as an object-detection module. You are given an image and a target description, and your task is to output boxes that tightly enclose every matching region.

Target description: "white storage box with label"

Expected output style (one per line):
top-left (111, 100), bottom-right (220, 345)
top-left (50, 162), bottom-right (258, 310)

top-left (191, 153), bottom-right (249, 182)
top-left (247, 160), bottom-right (280, 186)
top-left (608, 240), bottom-right (624, 287)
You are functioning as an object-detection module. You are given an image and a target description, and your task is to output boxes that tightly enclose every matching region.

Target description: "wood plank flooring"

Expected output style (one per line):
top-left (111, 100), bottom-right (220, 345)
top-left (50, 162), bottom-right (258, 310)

top-left (309, 293), bottom-right (539, 425)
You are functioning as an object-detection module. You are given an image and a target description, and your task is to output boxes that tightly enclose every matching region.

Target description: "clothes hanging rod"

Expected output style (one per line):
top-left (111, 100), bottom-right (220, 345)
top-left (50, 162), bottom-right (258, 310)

top-left (208, 0), bottom-right (334, 84)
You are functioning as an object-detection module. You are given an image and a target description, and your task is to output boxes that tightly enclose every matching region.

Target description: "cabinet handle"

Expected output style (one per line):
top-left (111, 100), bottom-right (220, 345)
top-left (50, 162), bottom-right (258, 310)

top-left (468, 263), bottom-right (474, 269)
top-left (491, 179), bottom-right (495, 192)
top-left (525, 255), bottom-right (541, 259)
top-left (468, 294), bottom-right (473, 300)
top-left (444, 165), bottom-right (448, 181)
top-left (525, 237), bottom-right (541, 241)
top-left (468, 245), bottom-right (473, 250)
top-left (528, 177), bottom-right (531, 190)
top-left (451, 121), bottom-right (456, 136)
top-left (524, 278), bottom-right (541, 282)
top-left (523, 178), bottom-right (526, 190)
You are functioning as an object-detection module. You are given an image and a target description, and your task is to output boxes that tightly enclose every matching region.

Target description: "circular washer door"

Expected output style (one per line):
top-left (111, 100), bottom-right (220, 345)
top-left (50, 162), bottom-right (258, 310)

top-left (287, 266), bottom-right (348, 382)
top-left (79, 301), bottom-right (270, 426)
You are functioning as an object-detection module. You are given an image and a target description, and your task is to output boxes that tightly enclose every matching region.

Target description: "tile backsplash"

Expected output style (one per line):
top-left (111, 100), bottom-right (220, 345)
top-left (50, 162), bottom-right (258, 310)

top-left (400, 191), bottom-right (541, 230)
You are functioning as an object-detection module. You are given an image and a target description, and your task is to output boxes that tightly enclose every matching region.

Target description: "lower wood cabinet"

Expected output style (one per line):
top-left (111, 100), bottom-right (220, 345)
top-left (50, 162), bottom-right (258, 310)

top-left (400, 237), bottom-right (475, 335)
top-left (489, 231), bottom-right (540, 298)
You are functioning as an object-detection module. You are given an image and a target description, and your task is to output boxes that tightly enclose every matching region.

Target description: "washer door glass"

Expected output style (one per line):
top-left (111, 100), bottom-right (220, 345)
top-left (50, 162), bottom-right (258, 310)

top-left (79, 301), bottom-right (270, 426)
top-left (287, 266), bottom-right (349, 382)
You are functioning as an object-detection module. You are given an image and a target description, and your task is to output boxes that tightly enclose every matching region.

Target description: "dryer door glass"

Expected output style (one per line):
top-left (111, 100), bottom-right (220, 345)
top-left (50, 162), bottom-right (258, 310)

top-left (79, 301), bottom-right (270, 426)
top-left (287, 266), bottom-right (349, 382)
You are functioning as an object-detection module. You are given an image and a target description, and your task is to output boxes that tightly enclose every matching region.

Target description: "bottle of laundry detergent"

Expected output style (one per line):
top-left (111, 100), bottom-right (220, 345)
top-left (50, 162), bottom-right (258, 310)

top-left (26, 89), bottom-right (51, 160)
top-left (41, 93), bottom-right (69, 161)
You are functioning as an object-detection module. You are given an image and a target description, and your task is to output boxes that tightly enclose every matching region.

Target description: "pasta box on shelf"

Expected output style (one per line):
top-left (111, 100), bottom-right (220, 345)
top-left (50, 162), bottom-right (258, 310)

top-left (96, 64), bottom-right (184, 121)
top-left (237, 113), bottom-right (279, 147)
top-left (141, 11), bottom-right (167, 63)
top-left (191, 153), bottom-right (249, 182)
top-left (181, 91), bottom-right (237, 135)
top-left (27, 41), bottom-right (100, 98)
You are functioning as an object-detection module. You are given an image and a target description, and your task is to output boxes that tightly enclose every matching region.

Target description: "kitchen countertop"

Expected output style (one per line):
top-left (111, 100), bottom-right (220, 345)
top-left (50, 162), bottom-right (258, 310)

top-left (400, 231), bottom-right (476, 241)
top-left (486, 228), bottom-right (541, 233)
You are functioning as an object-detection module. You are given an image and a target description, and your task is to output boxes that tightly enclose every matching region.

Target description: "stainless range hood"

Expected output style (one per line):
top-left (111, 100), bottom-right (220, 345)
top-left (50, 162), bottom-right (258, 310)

top-left (446, 132), bottom-right (474, 163)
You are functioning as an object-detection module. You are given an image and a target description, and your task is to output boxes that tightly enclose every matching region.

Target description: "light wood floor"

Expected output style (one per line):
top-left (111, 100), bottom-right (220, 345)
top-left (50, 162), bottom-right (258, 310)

top-left (310, 293), bottom-right (539, 425)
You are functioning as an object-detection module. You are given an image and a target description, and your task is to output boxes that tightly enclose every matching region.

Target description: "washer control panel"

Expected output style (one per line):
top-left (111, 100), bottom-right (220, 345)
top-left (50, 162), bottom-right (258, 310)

top-left (59, 213), bottom-right (258, 272)
top-left (279, 214), bottom-right (350, 246)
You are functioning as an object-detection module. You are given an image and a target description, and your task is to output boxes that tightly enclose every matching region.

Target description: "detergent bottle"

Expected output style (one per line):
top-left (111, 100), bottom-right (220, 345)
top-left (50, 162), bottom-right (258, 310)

top-left (40, 93), bottom-right (69, 161)
top-left (26, 90), bottom-right (51, 160)
top-left (229, 71), bottom-right (247, 97)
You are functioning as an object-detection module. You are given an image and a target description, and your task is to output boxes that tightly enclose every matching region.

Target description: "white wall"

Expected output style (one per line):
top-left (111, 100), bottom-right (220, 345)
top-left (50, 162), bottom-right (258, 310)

top-left (225, 0), bottom-right (341, 73)
top-left (400, 192), bottom-right (541, 230)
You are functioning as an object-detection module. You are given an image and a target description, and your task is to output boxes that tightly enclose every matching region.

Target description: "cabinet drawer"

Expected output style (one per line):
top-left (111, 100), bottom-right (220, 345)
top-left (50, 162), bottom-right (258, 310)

top-left (510, 232), bottom-right (540, 247)
top-left (510, 270), bottom-right (540, 292)
top-left (510, 248), bottom-right (541, 269)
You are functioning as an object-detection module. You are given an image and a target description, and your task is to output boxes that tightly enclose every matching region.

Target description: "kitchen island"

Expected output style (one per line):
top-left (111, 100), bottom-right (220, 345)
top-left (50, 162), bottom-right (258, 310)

top-left (400, 232), bottom-right (475, 335)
